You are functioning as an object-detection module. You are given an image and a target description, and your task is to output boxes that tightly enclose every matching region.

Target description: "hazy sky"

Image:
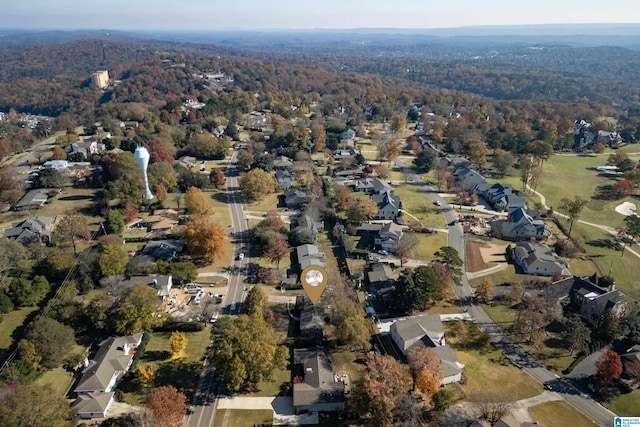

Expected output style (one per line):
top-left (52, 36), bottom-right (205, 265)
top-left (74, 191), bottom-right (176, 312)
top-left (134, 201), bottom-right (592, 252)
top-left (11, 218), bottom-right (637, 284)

top-left (2, 0), bottom-right (640, 31)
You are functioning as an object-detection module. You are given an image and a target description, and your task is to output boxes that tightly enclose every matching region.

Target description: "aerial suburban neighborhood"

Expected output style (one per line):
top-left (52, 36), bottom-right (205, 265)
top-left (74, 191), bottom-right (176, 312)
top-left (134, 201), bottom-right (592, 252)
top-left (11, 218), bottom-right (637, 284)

top-left (2, 13), bottom-right (640, 427)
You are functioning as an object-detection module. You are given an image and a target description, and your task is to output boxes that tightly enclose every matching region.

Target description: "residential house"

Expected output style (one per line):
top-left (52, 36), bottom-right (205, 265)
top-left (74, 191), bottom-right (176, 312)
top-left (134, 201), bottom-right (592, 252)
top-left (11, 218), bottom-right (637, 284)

top-left (367, 263), bottom-right (398, 301)
top-left (4, 216), bottom-right (55, 244)
top-left (490, 207), bottom-right (550, 241)
top-left (621, 344), bottom-right (640, 373)
top-left (284, 190), bottom-right (311, 210)
top-left (390, 314), bottom-right (446, 354)
top-left (389, 315), bottom-right (464, 385)
top-left (124, 275), bottom-right (173, 301)
top-left (293, 346), bottom-right (346, 413)
top-left (66, 139), bottom-right (103, 157)
top-left (292, 213), bottom-right (323, 243)
top-left (142, 209), bottom-right (180, 234)
top-left (296, 244), bottom-right (326, 271)
top-left (275, 170), bottom-right (292, 189)
top-left (474, 183), bottom-right (525, 212)
top-left (453, 166), bottom-right (486, 191)
top-left (273, 155), bottom-right (294, 170)
top-left (42, 160), bottom-right (70, 170)
top-left (176, 156), bottom-right (196, 169)
top-left (299, 297), bottom-right (325, 338)
top-left (513, 242), bottom-right (570, 278)
top-left (371, 191), bottom-right (401, 220)
top-left (353, 177), bottom-right (393, 195)
top-left (342, 129), bottom-right (356, 140)
top-left (375, 222), bottom-right (404, 253)
top-left (13, 189), bottom-right (50, 211)
top-left (138, 239), bottom-right (184, 266)
top-left (73, 333), bottom-right (144, 419)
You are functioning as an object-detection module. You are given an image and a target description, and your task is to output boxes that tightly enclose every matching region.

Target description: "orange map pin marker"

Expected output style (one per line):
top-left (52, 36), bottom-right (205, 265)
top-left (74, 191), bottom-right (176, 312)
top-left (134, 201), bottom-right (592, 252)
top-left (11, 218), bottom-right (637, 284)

top-left (301, 265), bottom-right (328, 304)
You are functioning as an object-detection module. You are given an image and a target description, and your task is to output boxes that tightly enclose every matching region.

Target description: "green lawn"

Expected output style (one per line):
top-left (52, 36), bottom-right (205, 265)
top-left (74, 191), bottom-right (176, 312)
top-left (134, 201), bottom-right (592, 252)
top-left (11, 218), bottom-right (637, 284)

top-left (448, 323), bottom-right (542, 401)
top-left (392, 184), bottom-right (447, 229)
top-left (609, 389), bottom-right (640, 417)
top-left (145, 329), bottom-right (210, 365)
top-left (34, 367), bottom-right (75, 397)
top-left (246, 367), bottom-right (291, 397)
top-left (212, 409), bottom-right (273, 427)
top-left (414, 232), bottom-right (448, 261)
top-left (0, 306), bottom-right (38, 349)
top-left (331, 350), bottom-right (364, 383)
top-left (529, 401), bottom-right (599, 427)
top-left (245, 192), bottom-right (281, 212)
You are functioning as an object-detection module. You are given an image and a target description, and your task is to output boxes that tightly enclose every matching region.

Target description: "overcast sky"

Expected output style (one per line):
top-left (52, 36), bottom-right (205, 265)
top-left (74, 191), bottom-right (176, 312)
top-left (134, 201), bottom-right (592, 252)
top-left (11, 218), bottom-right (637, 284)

top-left (2, 0), bottom-right (639, 31)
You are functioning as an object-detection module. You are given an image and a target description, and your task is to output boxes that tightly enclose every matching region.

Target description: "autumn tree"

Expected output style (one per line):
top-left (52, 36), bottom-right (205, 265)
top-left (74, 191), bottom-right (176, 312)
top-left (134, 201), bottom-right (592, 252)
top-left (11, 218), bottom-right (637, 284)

top-left (209, 168), bottom-right (226, 189)
top-left (391, 115), bottom-right (407, 135)
top-left (0, 383), bottom-right (73, 427)
top-left (611, 179), bottom-right (635, 198)
top-left (53, 210), bottom-right (91, 255)
top-left (184, 186), bottom-right (212, 216)
top-left (114, 283), bottom-right (160, 335)
top-left (243, 285), bottom-right (267, 316)
top-left (476, 278), bottom-right (494, 305)
top-left (138, 363), bottom-right (156, 388)
top-left (468, 140), bottom-right (489, 171)
top-left (211, 314), bottom-right (287, 392)
top-left (328, 301), bottom-right (371, 351)
top-left (17, 338), bottom-right (41, 368)
top-left (184, 216), bottom-right (227, 262)
top-left (147, 138), bottom-right (175, 164)
top-left (563, 315), bottom-right (591, 356)
top-left (408, 345), bottom-right (443, 399)
top-left (395, 233), bottom-right (419, 267)
top-left (51, 145), bottom-right (67, 160)
top-left (238, 168), bottom-right (275, 202)
top-left (596, 349), bottom-right (623, 380)
top-left (358, 352), bottom-right (410, 426)
top-left (378, 138), bottom-right (402, 165)
top-left (492, 148), bottom-right (515, 177)
top-left (311, 124), bottom-right (326, 153)
top-left (452, 320), bottom-right (468, 345)
top-left (155, 183), bottom-right (168, 202)
top-left (375, 163), bottom-right (389, 179)
top-left (170, 331), bottom-right (188, 358)
top-left (514, 295), bottom-right (560, 346)
top-left (26, 316), bottom-right (76, 369)
top-left (334, 185), bottom-right (355, 211)
top-left (99, 244), bottom-right (129, 277)
top-left (560, 196), bottom-right (588, 236)
top-left (263, 233), bottom-right (291, 269)
top-left (146, 386), bottom-right (187, 427)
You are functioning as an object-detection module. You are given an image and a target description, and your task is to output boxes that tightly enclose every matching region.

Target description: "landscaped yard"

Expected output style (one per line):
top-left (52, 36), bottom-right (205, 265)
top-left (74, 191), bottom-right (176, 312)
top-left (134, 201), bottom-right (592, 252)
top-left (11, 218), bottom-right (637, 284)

top-left (246, 367), bottom-right (291, 397)
top-left (331, 350), bottom-right (365, 382)
top-left (608, 389), bottom-right (640, 417)
top-left (34, 367), bottom-right (75, 397)
top-left (392, 183), bottom-right (448, 229)
top-left (118, 328), bottom-right (211, 405)
top-left (212, 409), bottom-right (273, 427)
top-left (528, 400), bottom-right (599, 427)
top-left (0, 306), bottom-right (38, 350)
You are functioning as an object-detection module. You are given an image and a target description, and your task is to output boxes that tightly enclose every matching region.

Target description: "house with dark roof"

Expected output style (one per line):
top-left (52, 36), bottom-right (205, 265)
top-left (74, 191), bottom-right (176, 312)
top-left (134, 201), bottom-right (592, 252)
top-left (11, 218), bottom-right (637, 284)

top-left (621, 344), bottom-right (640, 374)
top-left (293, 346), bottom-right (346, 413)
top-left (138, 240), bottom-right (184, 266)
top-left (543, 276), bottom-right (626, 326)
top-left (375, 222), bottom-right (404, 253)
top-left (13, 189), bottom-right (50, 211)
top-left (296, 244), bottom-right (326, 271)
top-left (514, 242), bottom-right (570, 278)
top-left (371, 191), bottom-right (401, 220)
top-left (73, 333), bottom-right (143, 419)
top-left (299, 297), bottom-right (325, 338)
top-left (284, 190), bottom-right (311, 210)
top-left (4, 216), bottom-right (55, 245)
top-left (490, 207), bottom-right (550, 241)
top-left (292, 213), bottom-right (323, 243)
top-left (474, 183), bottom-right (525, 212)
top-left (367, 263), bottom-right (398, 301)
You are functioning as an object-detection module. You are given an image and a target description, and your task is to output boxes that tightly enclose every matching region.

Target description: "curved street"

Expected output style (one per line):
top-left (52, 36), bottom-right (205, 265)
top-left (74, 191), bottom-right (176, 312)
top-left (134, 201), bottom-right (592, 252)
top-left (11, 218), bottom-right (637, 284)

top-left (425, 183), bottom-right (616, 427)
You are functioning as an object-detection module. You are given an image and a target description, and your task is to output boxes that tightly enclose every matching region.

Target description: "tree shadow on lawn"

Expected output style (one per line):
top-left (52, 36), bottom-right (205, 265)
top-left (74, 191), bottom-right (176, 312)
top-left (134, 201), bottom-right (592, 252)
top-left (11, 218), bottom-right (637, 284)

top-left (587, 238), bottom-right (620, 251)
top-left (142, 350), bottom-right (171, 362)
top-left (211, 191), bottom-right (230, 204)
top-left (156, 361), bottom-right (202, 401)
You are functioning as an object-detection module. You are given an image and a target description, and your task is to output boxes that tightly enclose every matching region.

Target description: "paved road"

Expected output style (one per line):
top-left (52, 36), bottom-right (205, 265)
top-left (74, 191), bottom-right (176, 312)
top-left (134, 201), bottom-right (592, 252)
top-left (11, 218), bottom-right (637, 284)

top-left (185, 149), bottom-right (249, 427)
top-left (422, 184), bottom-right (616, 427)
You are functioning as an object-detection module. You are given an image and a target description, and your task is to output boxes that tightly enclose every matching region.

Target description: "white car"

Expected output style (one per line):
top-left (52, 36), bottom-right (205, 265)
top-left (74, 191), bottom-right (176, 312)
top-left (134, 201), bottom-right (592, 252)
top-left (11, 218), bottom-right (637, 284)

top-left (377, 249), bottom-right (388, 255)
top-left (434, 200), bottom-right (442, 206)
top-left (238, 253), bottom-right (244, 260)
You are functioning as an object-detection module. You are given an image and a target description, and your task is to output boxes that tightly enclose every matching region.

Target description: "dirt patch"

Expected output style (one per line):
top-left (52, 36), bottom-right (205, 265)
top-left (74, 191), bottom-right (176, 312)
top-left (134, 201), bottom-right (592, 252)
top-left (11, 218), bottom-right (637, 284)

top-left (465, 240), bottom-right (488, 272)
top-left (478, 242), bottom-right (508, 264)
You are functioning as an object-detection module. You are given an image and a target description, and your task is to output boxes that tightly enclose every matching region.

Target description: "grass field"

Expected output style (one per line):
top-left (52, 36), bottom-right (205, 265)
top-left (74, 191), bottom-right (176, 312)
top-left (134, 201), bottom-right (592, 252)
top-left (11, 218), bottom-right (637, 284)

top-left (331, 350), bottom-right (365, 382)
top-left (528, 400), bottom-right (599, 427)
top-left (212, 409), bottom-right (273, 427)
top-left (392, 183), bottom-right (447, 229)
top-left (448, 323), bottom-right (542, 401)
top-left (414, 232), bottom-right (448, 261)
top-left (246, 367), bottom-right (291, 397)
top-left (608, 389), bottom-right (640, 417)
top-left (34, 367), bottom-right (75, 397)
top-left (0, 306), bottom-right (38, 349)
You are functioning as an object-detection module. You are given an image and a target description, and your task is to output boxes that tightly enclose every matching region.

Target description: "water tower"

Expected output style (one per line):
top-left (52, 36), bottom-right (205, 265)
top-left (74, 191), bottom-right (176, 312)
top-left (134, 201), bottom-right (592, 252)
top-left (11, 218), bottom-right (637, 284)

top-left (134, 146), bottom-right (154, 201)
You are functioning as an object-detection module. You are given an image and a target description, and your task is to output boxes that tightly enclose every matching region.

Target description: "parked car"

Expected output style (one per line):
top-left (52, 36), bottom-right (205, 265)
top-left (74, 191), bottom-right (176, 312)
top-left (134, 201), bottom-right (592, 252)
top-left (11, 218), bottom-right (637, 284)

top-left (377, 249), bottom-right (388, 255)
top-left (434, 200), bottom-right (442, 206)
top-left (238, 253), bottom-right (244, 260)
top-left (229, 302), bottom-right (236, 313)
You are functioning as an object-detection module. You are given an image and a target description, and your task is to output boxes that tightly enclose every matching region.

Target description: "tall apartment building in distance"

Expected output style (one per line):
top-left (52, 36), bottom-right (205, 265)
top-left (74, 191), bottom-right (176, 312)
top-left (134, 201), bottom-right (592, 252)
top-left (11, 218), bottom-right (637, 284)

top-left (91, 70), bottom-right (109, 89)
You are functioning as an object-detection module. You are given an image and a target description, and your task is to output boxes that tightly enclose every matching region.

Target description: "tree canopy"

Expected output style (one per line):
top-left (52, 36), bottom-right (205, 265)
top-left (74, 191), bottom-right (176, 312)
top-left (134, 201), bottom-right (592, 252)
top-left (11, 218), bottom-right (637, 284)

top-left (26, 316), bottom-right (76, 369)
